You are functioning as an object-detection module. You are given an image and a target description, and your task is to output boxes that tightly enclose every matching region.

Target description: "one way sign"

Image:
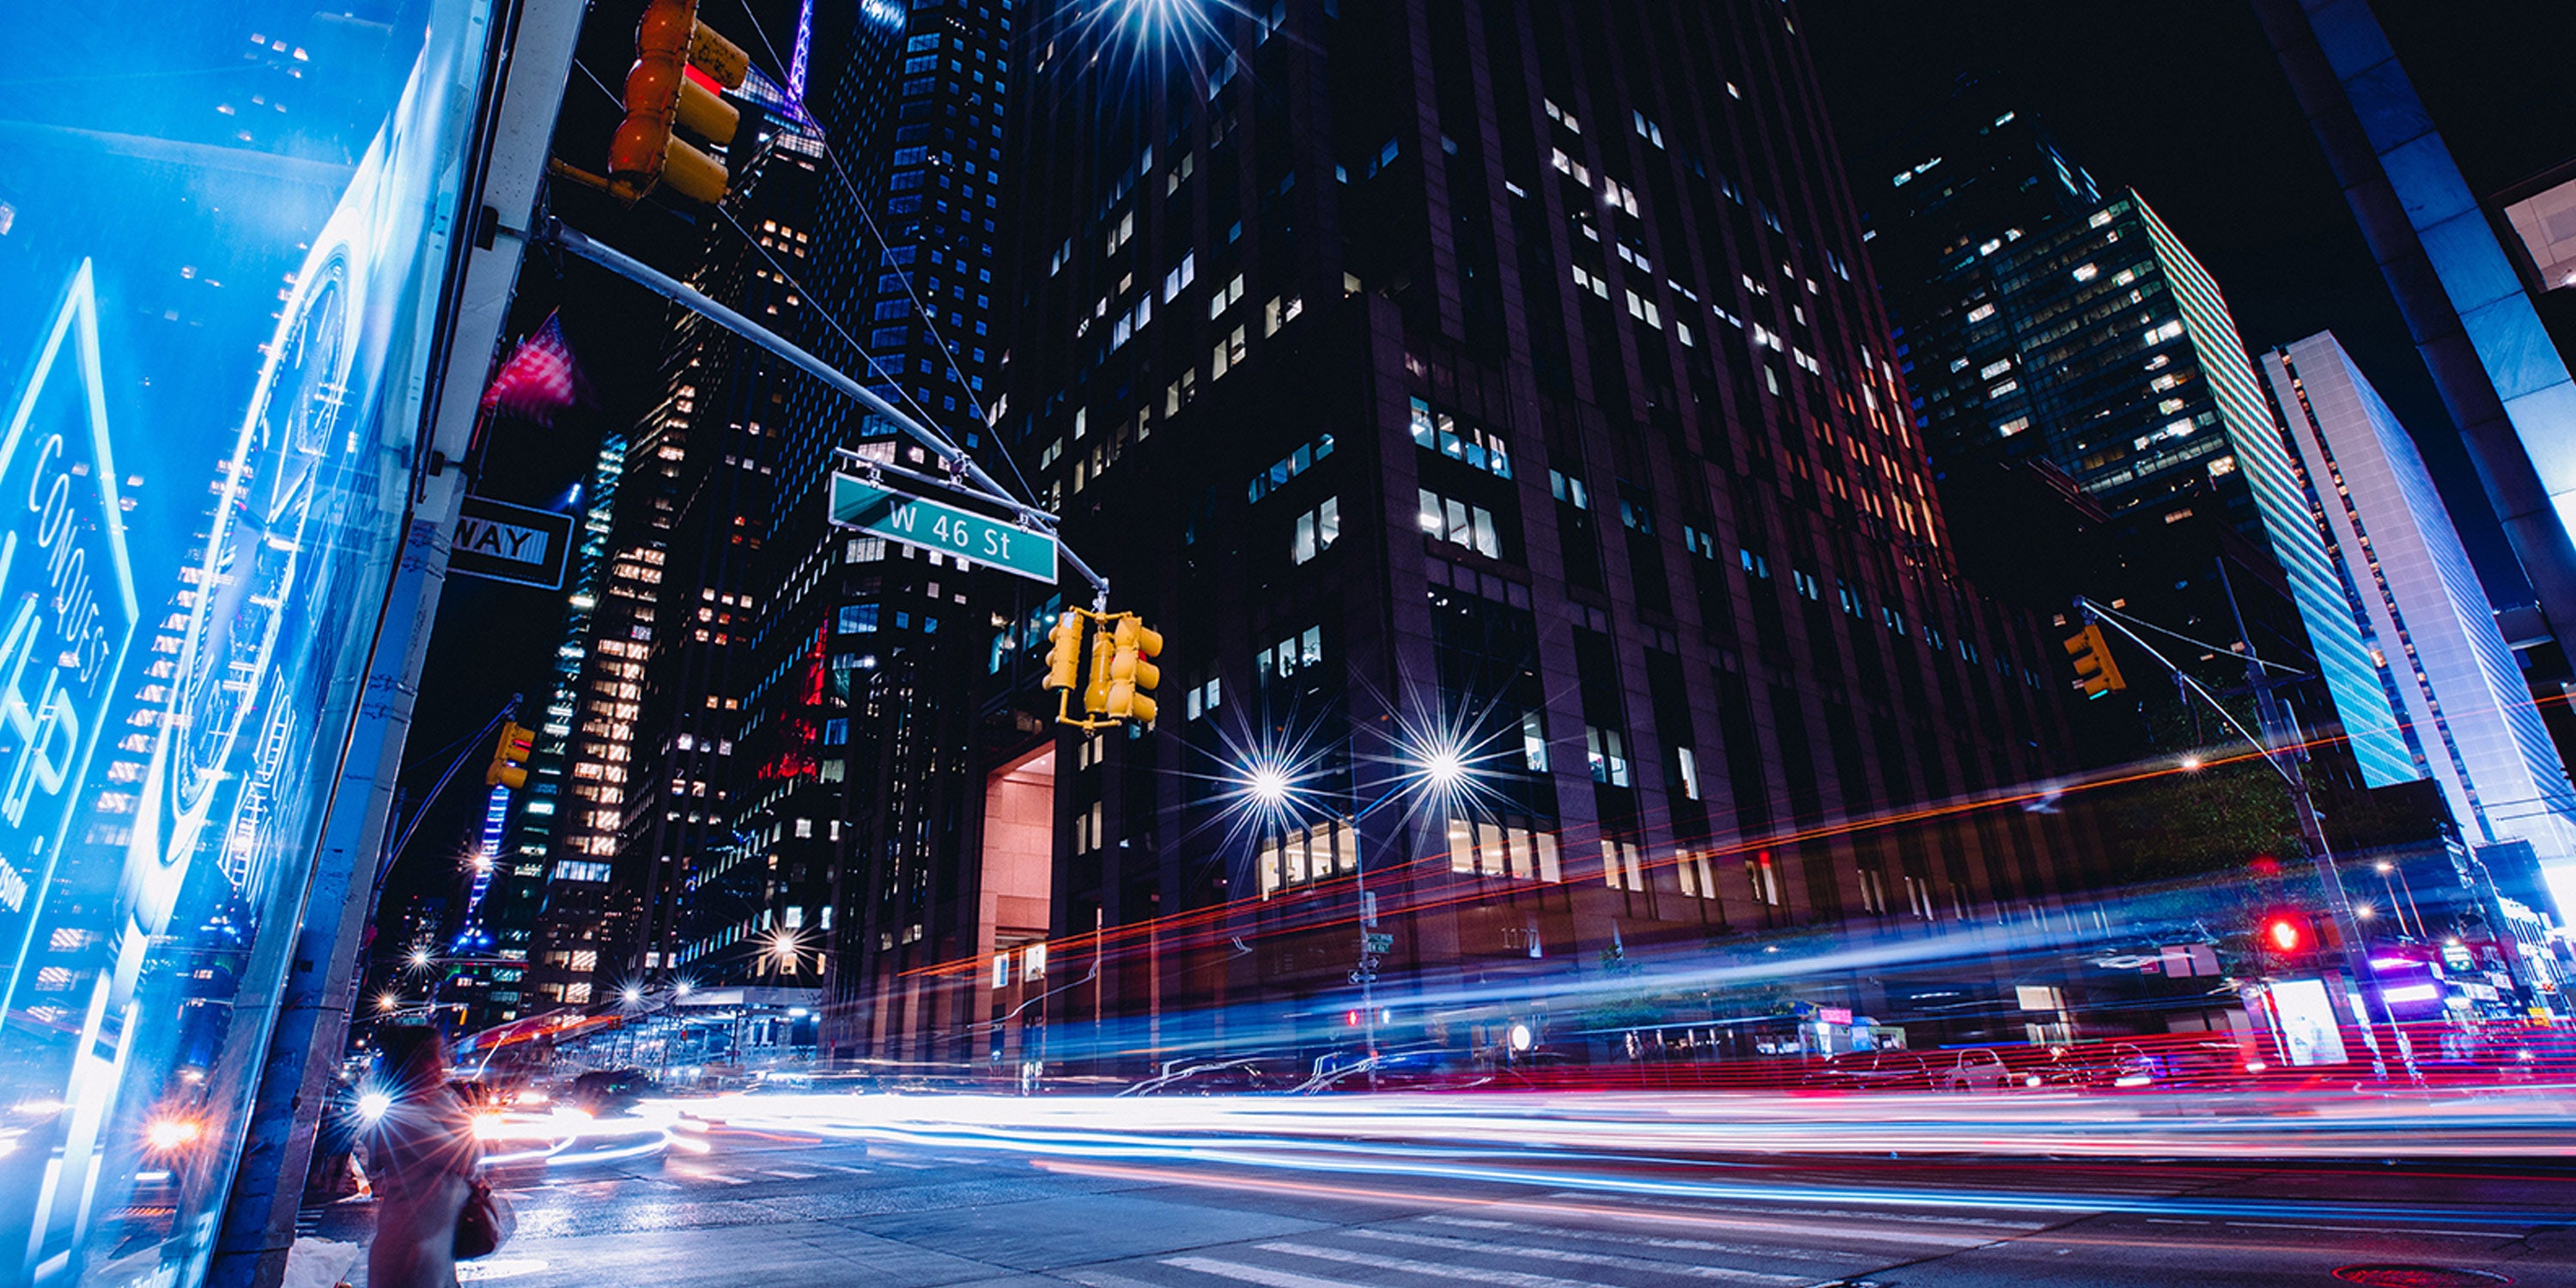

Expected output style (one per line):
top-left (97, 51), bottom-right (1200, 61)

top-left (452, 494), bottom-right (575, 590)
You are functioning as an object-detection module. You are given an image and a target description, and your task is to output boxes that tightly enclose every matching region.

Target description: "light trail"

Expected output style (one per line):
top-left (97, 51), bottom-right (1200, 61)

top-left (650, 1090), bottom-right (2576, 1236)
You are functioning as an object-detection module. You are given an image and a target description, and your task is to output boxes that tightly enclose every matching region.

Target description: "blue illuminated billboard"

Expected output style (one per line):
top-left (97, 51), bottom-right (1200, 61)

top-left (0, 1), bottom-right (495, 1280)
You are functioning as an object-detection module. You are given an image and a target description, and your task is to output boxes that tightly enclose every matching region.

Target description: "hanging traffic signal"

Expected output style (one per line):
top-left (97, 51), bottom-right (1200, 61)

top-left (1042, 611), bottom-right (1087, 691)
top-left (605, 0), bottom-right (751, 205)
top-left (2063, 623), bottom-right (2127, 699)
top-left (485, 722), bottom-right (537, 790)
top-left (1083, 621), bottom-right (1118, 715)
top-left (1104, 617), bottom-right (1163, 722)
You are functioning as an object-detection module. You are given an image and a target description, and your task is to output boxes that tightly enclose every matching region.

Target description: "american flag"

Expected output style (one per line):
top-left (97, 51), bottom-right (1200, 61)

top-left (478, 311), bottom-right (589, 427)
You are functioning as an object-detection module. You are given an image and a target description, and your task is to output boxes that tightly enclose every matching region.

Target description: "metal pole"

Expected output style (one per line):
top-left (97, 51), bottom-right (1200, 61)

top-left (2212, 562), bottom-right (2404, 1082)
top-left (543, 220), bottom-right (1110, 604)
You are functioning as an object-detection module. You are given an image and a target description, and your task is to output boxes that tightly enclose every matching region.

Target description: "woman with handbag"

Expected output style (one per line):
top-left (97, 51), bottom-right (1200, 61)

top-left (362, 1026), bottom-right (485, 1288)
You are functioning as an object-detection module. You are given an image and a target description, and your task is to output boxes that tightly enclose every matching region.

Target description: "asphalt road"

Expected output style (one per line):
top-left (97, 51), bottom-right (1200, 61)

top-left (301, 1114), bottom-right (2576, 1287)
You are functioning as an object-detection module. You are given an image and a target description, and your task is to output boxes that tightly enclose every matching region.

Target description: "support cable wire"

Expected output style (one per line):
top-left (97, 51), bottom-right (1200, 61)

top-left (728, 3), bottom-right (1041, 507)
top-left (543, 218), bottom-right (1110, 599)
top-left (2078, 598), bottom-right (2293, 787)
top-left (565, 58), bottom-right (959, 442)
top-left (2084, 598), bottom-right (2312, 677)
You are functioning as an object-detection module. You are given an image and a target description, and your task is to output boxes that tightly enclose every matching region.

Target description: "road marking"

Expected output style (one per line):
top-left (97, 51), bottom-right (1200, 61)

top-left (1163, 1255), bottom-right (1377, 1288)
top-left (766, 1170), bottom-right (821, 1180)
top-left (826, 1163), bottom-right (872, 1175)
top-left (1258, 1240), bottom-right (1611, 1288)
top-left (1066, 1273), bottom-right (1166, 1288)
top-left (1558, 1193), bottom-right (2044, 1230)
top-left (675, 1170), bottom-right (747, 1186)
top-left (1419, 1216), bottom-right (1840, 1263)
top-left (1350, 1228), bottom-right (1807, 1285)
top-left (2221, 1221), bottom-right (2512, 1239)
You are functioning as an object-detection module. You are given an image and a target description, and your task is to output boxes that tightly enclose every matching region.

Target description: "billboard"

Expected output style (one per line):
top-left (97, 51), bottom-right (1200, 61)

top-left (0, 0), bottom-right (496, 1280)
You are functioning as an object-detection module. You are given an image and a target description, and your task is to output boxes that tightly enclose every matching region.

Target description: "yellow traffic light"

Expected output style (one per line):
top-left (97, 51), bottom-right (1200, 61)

top-left (1042, 611), bottom-right (1086, 691)
top-left (2063, 623), bottom-right (2127, 700)
top-left (606, 0), bottom-right (751, 205)
top-left (485, 722), bottom-right (537, 790)
top-left (1105, 617), bottom-right (1163, 722)
top-left (1083, 624), bottom-right (1117, 715)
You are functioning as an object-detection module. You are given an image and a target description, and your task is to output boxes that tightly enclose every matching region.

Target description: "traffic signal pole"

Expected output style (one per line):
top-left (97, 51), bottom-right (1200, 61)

top-left (541, 219), bottom-right (1111, 609)
top-left (2080, 582), bottom-right (2415, 1084)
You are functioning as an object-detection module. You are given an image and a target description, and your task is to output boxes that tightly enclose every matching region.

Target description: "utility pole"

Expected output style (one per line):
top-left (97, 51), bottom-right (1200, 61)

top-left (2213, 563), bottom-right (2406, 1082)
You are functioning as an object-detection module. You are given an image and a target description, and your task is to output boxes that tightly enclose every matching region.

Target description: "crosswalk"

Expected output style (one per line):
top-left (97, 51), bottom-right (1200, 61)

top-left (1066, 1208), bottom-right (1959, 1288)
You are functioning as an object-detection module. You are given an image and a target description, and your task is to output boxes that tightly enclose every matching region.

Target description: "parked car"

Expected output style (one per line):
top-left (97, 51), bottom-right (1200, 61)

top-left (1936, 1048), bottom-right (2013, 1091)
top-left (1799, 1049), bottom-right (1932, 1093)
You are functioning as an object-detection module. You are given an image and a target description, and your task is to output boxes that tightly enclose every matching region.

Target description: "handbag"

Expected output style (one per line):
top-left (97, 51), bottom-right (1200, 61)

top-left (453, 1177), bottom-right (515, 1260)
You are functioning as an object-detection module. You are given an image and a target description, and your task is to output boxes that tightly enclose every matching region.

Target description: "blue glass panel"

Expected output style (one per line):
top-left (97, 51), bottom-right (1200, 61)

top-left (0, 0), bottom-right (495, 1279)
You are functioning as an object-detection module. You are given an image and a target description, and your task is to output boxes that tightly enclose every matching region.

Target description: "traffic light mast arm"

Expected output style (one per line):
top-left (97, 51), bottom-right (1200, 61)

top-left (542, 218), bottom-right (1110, 608)
top-left (2074, 597), bottom-right (2292, 787)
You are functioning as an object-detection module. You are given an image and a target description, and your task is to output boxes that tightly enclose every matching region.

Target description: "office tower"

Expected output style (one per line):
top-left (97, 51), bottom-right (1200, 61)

top-left (2261, 331), bottom-right (2576, 911)
top-left (987, 0), bottom-right (2092, 1070)
top-left (1868, 98), bottom-right (2417, 788)
top-left (484, 436), bottom-right (628, 1021)
top-left (2256, 0), bottom-right (2576, 648)
top-left (735, 0), bottom-right (1026, 1054)
top-left (623, 113), bottom-right (829, 989)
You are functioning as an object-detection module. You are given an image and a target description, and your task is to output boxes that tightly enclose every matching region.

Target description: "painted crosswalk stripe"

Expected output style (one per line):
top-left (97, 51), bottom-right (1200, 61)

top-left (1419, 1216), bottom-right (1841, 1265)
top-left (677, 1170), bottom-right (747, 1186)
top-left (1349, 1228), bottom-right (1808, 1285)
top-left (1163, 1255), bottom-right (1378, 1288)
top-left (1068, 1270), bottom-right (1176, 1288)
top-left (1256, 1241), bottom-right (1608, 1288)
top-left (766, 1170), bottom-right (821, 1180)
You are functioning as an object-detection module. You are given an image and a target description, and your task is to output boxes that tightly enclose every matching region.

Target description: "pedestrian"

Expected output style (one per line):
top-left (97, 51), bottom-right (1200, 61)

top-left (362, 1026), bottom-right (481, 1288)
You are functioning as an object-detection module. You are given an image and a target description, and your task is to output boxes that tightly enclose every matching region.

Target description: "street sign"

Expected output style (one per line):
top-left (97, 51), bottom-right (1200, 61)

top-left (1362, 932), bottom-right (1394, 955)
top-left (452, 495), bottom-right (575, 590)
top-left (829, 471), bottom-right (1058, 584)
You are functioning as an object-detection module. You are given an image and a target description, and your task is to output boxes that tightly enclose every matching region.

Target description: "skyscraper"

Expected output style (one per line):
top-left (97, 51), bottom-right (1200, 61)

top-left (732, 0), bottom-right (1030, 1055)
top-left (2261, 331), bottom-right (2576, 913)
top-left (985, 0), bottom-right (2092, 1071)
top-left (469, 436), bottom-right (624, 1027)
top-left (2256, 0), bottom-right (2576, 648)
top-left (1867, 96), bottom-right (2418, 788)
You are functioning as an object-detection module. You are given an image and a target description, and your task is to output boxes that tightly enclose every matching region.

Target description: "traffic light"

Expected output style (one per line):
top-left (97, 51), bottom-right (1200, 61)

top-left (1042, 611), bottom-right (1086, 691)
top-left (485, 722), bottom-right (536, 790)
top-left (2257, 910), bottom-right (2313, 957)
top-left (606, 0), bottom-right (751, 205)
top-left (1104, 617), bottom-right (1163, 722)
top-left (1083, 621), bottom-right (1118, 715)
top-left (2063, 623), bottom-right (2127, 699)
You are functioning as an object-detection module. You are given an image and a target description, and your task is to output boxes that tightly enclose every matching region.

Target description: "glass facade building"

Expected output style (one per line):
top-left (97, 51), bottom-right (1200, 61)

top-left (2263, 331), bottom-right (2576, 913)
top-left (1870, 106), bottom-right (2417, 787)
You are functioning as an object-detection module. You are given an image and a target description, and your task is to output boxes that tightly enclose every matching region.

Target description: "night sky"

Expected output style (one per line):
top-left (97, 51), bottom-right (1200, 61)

top-left (1804, 0), bottom-right (2576, 605)
top-left (384, 0), bottom-right (2576, 929)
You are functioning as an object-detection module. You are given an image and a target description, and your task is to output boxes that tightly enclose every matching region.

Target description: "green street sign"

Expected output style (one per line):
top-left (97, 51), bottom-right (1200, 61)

top-left (1362, 932), bottom-right (1394, 955)
top-left (829, 471), bottom-right (1059, 584)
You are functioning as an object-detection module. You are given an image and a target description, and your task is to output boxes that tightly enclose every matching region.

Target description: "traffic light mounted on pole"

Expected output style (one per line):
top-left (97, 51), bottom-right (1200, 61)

top-left (2063, 622), bottom-right (2127, 700)
top-left (605, 0), bottom-right (750, 205)
top-left (484, 721), bottom-right (536, 790)
top-left (1038, 608), bottom-right (1163, 731)
top-left (1042, 611), bottom-right (1085, 691)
